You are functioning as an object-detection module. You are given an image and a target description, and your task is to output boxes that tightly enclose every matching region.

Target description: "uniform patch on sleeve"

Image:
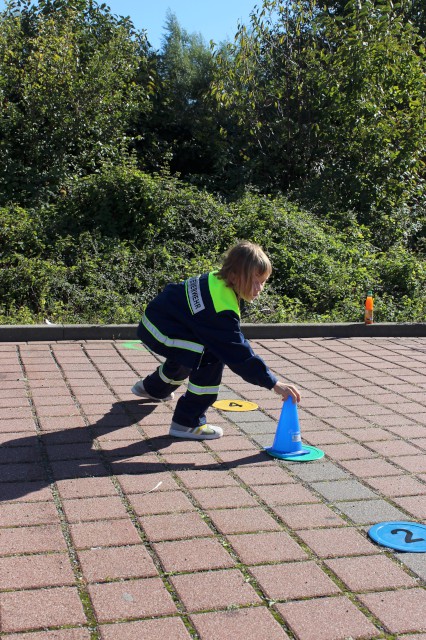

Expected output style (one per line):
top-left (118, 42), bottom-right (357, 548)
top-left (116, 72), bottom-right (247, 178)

top-left (186, 276), bottom-right (205, 314)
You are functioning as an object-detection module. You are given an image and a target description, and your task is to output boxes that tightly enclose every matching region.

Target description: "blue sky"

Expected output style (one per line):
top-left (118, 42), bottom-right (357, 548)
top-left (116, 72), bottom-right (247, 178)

top-left (106, 0), bottom-right (258, 48)
top-left (0, 0), bottom-right (259, 49)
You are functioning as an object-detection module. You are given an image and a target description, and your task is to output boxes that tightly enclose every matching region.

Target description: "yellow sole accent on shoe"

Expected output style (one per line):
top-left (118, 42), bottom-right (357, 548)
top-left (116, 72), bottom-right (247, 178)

top-left (194, 426), bottom-right (206, 435)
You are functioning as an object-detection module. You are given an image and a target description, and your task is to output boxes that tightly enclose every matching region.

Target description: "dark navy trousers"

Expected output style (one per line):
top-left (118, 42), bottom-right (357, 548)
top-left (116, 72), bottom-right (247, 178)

top-left (143, 350), bottom-right (224, 428)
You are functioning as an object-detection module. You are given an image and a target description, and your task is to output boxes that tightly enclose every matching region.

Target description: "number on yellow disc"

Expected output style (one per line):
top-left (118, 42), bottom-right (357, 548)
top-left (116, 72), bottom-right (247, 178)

top-left (213, 399), bottom-right (258, 412)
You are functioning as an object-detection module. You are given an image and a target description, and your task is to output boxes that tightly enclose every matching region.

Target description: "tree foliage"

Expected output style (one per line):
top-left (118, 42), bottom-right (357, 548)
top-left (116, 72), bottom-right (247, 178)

top-left (0, 0), bottom-right (425, 325)
top-left (137, 11), bottom-right (227, 181)
top-left (0, 0), bottom-right (151, 204)
top-left (212, 0), bottom-right (425, 243)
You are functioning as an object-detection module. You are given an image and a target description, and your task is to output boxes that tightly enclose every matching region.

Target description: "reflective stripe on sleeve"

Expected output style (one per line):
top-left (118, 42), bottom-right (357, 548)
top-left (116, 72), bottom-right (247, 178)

top-left (187, 382), bottom-right (220, 396)
top-left (141, 314), bottom-right (204, 354)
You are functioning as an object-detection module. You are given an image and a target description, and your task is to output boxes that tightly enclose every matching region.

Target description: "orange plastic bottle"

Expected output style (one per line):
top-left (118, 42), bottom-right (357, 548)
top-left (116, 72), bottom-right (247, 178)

top-left (364, 291), bottom-right (374, 325)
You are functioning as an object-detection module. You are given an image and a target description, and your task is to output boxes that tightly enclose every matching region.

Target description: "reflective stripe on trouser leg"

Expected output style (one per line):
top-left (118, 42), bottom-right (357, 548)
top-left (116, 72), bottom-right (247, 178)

top-left (143, 360), bottom-right (191, 400)
top-left (187, 382), bottom-right (220, 395)
top-left (172, 354), bottom-right (224, 429)
top-left (159, 363), bottom-right (187, 386)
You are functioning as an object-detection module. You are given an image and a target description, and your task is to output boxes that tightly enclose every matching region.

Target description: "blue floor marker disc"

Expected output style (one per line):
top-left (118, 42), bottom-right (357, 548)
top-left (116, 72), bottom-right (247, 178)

top-left (368, 521), bottom-right (426, 552)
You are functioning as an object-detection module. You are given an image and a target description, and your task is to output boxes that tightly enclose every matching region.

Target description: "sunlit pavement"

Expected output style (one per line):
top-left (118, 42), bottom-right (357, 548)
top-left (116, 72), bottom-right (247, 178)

top-left (0, 336), bottom-right (425, 639)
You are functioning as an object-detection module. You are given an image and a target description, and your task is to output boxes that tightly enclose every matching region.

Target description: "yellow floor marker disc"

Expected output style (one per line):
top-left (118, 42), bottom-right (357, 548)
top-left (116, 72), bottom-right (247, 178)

top-left (213, 399), bottom-right (258, 412)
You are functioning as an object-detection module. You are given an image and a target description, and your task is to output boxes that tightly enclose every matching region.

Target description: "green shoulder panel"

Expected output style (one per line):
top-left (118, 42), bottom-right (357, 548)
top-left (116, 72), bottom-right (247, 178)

top-left (208, 271), bottom-right (240, 317)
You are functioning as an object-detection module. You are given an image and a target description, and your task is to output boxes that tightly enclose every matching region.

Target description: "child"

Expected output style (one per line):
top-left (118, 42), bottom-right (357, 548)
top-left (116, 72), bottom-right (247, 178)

top-left (131, 240), bottom-right (300, 439)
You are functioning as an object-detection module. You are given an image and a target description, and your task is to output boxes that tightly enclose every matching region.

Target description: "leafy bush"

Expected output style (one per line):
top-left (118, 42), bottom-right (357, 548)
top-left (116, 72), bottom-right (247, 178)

top-left (1, 174), bottom-right (424, 324)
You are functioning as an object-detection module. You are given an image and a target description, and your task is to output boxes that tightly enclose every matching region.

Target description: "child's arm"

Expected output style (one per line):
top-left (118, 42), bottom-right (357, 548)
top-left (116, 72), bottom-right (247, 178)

top-left (273, 381), bottom-right (301, 404)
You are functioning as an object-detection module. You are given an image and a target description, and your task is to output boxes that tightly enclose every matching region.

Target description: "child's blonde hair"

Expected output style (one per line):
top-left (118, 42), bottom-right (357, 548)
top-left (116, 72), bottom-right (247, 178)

top-left (217, 241), bottom-right (272, 299)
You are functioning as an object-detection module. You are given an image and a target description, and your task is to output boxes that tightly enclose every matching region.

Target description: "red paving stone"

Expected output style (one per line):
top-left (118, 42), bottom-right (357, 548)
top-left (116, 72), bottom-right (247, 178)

top-left (0, 552), bottom-right (75, 589)
top-left (50, 459), bottom-right (109, 479)
top-left (206, 506), bottom-right (282, 534)
top-left (232, 465), bottom-right (295, 485)
top-left (342, 426), bottom-right (397, 441)
top-left (364, 474), bottom-right (426, 497)
top-left (55, 476), bottom-right (118, 498)
top-left (0, 586), bottom-right (87, 632)
top-left (6, 630), bottom-right (92, 640)
top-left (159, 451), bottom-right (221, 467)
top-left (77, 544), bottom-right (158, 582)
top-left (250, 560), bottom-right (341, 600)
top-left (0, 461), bottom-right (46, 482)
top-left (38, 416), bottom-right (86, 430)
top-left (153, 537), bottom-right (235, 572)
top-left (1, 482), bottom-right (52, 502)
top-left (391, 454), bottom-right (426, 473)
top-left (366, 439), bottom-right (423, 456)
top-left (297, 527), bottom-right (379, 557)
top-left (0, 524), bottom-right (67, 555)
top-left (0, 445), bottom-right (41, 464)
top-left (141, 510), bottom-right (214, 541)
top-left (61, 495), bottom-right (130, 522)
top-left (2, 335), bottom-right (426, 639)
top-left (272, 503), bottom-right (347, 529)
top-left (228, 531), bottom-right (308, 564)
top-left (0, 417), bottom-right (37, 432)
top-left (392, 494), bottom-right (426, 518)
top-left (207, 435), bottom-right (260, 451)
top-left (116, 471), bottom-right (180, 493)
top-left (325, 554), bottom-right (417, 591)
top-left (276, 596), bottom-right (379, 640)
top-left (88, 577), bottom-right (177, 622)
top-left (0, 501), bottom-right (59, 526)
top-left (45, 443), bottom-right (99, 460)
top-left (304, 430), bottom-right (352, 445)
top-left (191, 607), bottom-right (291, 639)
top-left (69, 518), bottom-right (141, 548)
top-left (128, 489), bottom-right (196, 515)
top-left (175, 468), bottom-right (242, 488)
top-left (190, 486), bottom-right (260, 509)
top-left (99, 617), bottom-right (192, 640)
top-left (170, 568), bottom-right (262, 611)
top-left (322, 442), bottom-right (377, 460)
top-left (252, 483), bottom-right (320, 505)
top-left (338, 458), bottom-right (403, 477)
top-left (0, 407), bottom-right (34, 420)
top-left (382, 424), bottom-right (426, 439)
top-left (359, 589), bottom-right (426, 634)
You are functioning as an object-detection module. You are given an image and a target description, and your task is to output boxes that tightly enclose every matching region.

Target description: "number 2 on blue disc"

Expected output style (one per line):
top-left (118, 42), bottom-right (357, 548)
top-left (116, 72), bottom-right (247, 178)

top-left (368, 521), bottom-right (426, 552)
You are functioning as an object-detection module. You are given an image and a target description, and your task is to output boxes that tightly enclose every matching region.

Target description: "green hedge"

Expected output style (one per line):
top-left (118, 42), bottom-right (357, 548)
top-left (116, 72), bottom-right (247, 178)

top-left (1, 168), bottom-right (424, 324)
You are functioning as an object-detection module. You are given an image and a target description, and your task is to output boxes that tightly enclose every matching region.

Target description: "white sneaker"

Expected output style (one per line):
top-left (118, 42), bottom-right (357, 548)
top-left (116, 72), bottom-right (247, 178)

top-left (131, 380), bottom-right (174, 402)
top-left (169, 420), bottom-right (223, 440)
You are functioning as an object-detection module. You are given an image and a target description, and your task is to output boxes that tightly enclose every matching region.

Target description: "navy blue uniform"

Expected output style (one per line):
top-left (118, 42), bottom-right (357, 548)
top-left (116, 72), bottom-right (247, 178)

top-left (137, 271), bottom-right (278, 428)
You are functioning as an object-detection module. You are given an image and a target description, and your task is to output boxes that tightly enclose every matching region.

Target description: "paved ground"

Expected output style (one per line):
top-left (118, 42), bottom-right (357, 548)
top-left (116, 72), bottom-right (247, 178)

top-left (0, 336), bottom-right (426, 639)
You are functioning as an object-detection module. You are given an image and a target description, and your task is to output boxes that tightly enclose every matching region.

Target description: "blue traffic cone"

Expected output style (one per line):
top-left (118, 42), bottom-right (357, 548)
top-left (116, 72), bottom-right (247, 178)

top-left (266, 397), bottom-right (324, 461)
top-left (268, 397), bottom-right (310, 457)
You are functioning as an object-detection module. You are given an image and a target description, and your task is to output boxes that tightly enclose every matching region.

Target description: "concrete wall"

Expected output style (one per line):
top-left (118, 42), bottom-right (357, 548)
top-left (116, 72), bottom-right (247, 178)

top-left (0, 322), bottom-right (425, 342)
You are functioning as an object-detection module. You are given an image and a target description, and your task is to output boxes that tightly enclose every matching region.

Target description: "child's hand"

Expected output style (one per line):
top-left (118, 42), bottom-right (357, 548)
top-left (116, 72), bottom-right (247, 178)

top-left (273, 382), bottom-right (301, 404)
